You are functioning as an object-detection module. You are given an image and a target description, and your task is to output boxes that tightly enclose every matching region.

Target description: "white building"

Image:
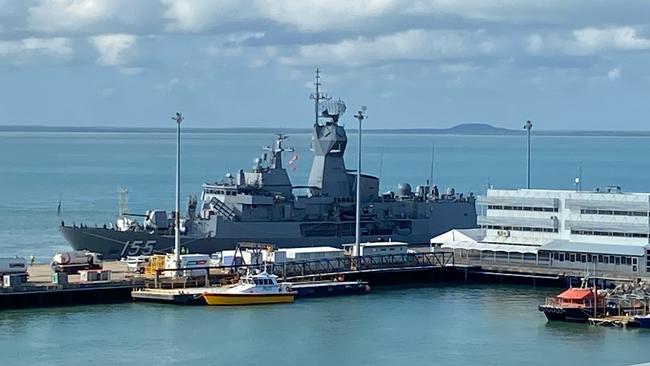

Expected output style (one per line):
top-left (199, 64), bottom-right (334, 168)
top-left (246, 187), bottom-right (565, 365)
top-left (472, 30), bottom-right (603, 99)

top-left (342, 241), bottom-right (409, 257)
top-left (431, 187), bottom-right (650, 276)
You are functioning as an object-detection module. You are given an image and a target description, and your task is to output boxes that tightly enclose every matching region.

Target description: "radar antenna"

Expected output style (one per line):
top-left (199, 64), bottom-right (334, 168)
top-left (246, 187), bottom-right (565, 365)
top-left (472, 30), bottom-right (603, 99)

top-left (309, 68), bottom-right (330, 126)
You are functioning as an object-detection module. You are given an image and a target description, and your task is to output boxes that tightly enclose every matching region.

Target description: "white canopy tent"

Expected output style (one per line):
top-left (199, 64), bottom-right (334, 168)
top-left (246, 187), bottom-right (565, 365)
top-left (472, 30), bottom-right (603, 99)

top-left (430, 228), bottom-right (543, 264)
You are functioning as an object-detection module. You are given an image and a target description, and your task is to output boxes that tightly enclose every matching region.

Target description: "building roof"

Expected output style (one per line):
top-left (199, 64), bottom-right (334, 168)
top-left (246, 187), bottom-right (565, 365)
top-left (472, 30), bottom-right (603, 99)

top-left (540, 240), bottom-right (648, 257)
top-left (342, 241), bottom-right (408, 248)
top-left (557, 288), bottom-right (594, 301)
top-left (430, 229), bottom-right (485, 245)
top-left (279, 246), bottom-right (344, 253)
top-left (440, 241), bottom-right (539, 254)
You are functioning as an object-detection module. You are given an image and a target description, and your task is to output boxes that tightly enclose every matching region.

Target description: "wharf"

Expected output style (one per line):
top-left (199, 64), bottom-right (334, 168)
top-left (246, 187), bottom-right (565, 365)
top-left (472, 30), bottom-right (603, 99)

top-left (4, 250), bottom-right (647, 310)
top-left (1, 261), bottom-right (143, 309)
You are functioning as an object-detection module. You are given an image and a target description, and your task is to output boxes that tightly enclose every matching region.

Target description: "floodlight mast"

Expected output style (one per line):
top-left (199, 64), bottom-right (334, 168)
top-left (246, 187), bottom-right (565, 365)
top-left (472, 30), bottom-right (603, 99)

top-left (353, 106), bottom-right (367, 268)
top-left (172, 112), bottom-right (183, 277)
top-left (523, 120), bottom-right (533, 189)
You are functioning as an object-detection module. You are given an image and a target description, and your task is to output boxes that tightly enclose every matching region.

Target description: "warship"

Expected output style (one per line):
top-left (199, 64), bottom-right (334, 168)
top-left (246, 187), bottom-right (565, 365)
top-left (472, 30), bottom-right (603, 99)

top-left (59, 70), bottom-right (477, 259)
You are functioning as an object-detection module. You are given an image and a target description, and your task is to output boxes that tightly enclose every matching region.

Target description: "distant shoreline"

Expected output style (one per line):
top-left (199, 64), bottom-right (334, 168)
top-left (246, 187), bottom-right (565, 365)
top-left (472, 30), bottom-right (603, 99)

top-left (0, 123), bottom-right (648, 137)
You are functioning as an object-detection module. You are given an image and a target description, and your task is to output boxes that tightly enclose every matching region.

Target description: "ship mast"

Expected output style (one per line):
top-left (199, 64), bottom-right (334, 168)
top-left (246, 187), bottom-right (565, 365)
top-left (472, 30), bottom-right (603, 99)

top-left (309, 68), bottom-right (330, 126)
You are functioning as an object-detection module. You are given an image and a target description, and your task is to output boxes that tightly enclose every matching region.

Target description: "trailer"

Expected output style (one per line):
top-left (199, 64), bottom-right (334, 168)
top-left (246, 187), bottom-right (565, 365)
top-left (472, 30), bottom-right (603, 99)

top-left (51, 251), bottom-right (103, 274)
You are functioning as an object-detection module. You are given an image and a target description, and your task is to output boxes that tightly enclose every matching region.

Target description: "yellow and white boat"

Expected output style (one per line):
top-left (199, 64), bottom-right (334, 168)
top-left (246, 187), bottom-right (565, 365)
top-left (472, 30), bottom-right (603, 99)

top-left (203, 270), bottom-right (295, 306)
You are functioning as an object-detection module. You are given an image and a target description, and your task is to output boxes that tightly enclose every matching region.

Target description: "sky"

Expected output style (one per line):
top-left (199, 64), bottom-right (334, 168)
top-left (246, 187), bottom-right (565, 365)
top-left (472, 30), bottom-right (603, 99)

top-left (0, 0), bottom-right (649, 130)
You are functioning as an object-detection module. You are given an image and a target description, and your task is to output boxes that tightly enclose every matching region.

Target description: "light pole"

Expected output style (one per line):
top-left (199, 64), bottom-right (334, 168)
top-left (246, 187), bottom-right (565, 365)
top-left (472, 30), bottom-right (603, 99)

top-left (353, 106), bottom-right (367, 269)
top-left (523, 120), bottom-right (532, 189)
top-left (172, 112), bottom-right (183, 276)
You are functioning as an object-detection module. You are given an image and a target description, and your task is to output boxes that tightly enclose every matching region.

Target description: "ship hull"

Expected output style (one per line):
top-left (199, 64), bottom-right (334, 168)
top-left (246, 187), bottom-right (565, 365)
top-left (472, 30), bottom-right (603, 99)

top-left (538, 305), bottom-right (598, 322)
top-left (202, 292), bottom-right (294, 306)
top-left (59, 201), bottom-right (477, 259)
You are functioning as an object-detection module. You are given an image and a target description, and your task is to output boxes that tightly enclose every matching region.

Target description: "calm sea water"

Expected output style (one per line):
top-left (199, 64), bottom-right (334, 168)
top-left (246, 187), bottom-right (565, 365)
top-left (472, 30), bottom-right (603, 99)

top-left (1, 285), bottom-right (649, 366)
top-left (1, 131), bottom-right (650, 365)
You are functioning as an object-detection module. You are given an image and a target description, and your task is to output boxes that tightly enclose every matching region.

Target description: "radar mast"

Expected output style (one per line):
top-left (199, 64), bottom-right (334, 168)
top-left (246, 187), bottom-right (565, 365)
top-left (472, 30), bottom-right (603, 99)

top-left (309, 68), bottom-right (331, 126)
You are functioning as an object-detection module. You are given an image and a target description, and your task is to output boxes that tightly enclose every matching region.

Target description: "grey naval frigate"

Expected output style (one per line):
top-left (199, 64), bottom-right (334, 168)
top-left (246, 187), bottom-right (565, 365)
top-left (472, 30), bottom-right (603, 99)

top-left (59, 70), bottom-right (477, 259)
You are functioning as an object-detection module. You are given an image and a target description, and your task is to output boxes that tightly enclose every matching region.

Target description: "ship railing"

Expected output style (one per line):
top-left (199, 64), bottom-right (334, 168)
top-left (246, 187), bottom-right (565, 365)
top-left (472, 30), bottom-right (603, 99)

top-left (147, 251), bottom-right (454, 287)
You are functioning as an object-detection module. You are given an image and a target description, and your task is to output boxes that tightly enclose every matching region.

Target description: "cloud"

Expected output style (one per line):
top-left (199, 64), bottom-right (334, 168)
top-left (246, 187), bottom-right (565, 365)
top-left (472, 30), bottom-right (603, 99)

top-left (27, 0), bottom-right (118, 33)
top-left (0, 37), bottom-right (73, 63)
top-left (571, 27), bottom-right (650, 55)
top-left (89, 33), bottom-right (138, 72)
top-left (154, 77), bottom-right (181, 93)
top-left (528, 26), bottom-right (650, 56)
top-left (204, 32), bottom-right (265, 59)
top-left (281, 29), bottom-right (497, 66)
top-left (607, 67), bottom-right (621, 80)
top-left (163, 0), bottom-right (399, 33)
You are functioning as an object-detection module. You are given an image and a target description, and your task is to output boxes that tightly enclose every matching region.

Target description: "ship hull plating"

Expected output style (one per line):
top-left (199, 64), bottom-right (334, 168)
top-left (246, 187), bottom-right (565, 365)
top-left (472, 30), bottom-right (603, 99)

top-left (59, 202), bottom-right (476, 259)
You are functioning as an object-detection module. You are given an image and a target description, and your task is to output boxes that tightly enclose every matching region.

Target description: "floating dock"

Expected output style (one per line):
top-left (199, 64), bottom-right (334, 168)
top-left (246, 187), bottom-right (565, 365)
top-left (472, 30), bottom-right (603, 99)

top-left (588, 315), bottom-right (635, 327)
top-left (132, 280), bottom-right (371, 305)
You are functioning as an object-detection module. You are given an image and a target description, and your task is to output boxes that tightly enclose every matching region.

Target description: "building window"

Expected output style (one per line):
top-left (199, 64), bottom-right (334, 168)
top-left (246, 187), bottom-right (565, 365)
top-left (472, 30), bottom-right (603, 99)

top-left (571, 229), bottom-right (650, 238)
top-left (488, 205), bottom-right (558, 212)
top-left (569, 254), bottom-right (576, 262)
top-left (581, 209), bottom-right (649, 217)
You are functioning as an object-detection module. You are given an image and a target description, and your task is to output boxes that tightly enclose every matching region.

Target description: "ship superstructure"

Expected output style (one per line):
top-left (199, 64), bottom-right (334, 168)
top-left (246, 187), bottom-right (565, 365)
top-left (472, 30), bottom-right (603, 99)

top-left (60, 70), bottom-right (477, 259)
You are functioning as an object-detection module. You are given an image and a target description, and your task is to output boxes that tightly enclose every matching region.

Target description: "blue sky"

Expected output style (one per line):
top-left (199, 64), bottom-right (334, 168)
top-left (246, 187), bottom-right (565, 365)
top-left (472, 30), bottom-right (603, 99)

top-left (0, 0), bottom-right (649, 130)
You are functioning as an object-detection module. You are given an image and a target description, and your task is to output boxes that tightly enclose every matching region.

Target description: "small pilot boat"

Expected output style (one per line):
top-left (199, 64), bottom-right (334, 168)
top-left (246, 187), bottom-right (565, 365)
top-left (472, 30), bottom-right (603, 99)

top-left (203, 270), bottom-right (295, 306)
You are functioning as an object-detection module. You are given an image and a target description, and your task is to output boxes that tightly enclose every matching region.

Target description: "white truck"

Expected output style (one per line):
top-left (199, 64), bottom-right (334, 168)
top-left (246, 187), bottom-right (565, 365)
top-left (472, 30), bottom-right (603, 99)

top-left (51, 251), bottom-right (103, 274)
top-left (0, 257), bottom-right (28, 276)
top-left (124, 255), bottom-right (151, 274)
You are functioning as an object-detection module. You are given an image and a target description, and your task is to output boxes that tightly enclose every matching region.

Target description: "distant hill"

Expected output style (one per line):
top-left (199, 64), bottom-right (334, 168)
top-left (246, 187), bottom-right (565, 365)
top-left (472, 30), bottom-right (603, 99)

top-left (1, 123), bottom-right (649, 136)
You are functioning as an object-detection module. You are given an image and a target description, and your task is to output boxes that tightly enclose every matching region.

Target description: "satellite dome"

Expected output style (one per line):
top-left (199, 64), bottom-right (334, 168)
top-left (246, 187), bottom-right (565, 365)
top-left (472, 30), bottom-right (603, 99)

top-left (396, 183), bottom-right (412, 196)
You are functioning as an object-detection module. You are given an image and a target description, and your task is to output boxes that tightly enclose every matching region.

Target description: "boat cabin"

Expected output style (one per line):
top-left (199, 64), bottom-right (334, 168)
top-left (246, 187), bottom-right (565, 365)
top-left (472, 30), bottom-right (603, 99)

top-left (242, 272), bottom-right (279, 286)
top-left (547, 288), bottom-right (605, 308)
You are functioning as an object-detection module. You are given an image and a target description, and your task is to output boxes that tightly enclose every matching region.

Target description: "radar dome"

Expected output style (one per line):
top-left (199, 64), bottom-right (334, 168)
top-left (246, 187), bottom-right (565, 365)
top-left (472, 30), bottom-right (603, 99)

top-left (396, 183), bottom-right (412, 196)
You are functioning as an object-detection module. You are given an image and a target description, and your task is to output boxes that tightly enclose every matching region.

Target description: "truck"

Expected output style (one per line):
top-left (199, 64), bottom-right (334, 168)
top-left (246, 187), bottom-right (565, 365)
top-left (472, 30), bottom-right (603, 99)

top-left (0, 257), bottom-right (28, 276)
top-left (51, 251), bottom-right (103, 274)
top-left (124, 255), bottom-right (151, 274)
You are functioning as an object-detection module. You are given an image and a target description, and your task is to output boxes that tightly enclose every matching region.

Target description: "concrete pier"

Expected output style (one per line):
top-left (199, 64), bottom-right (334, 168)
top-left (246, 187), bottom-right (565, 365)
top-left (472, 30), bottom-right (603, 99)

top-left (1, 261), bottom-right (142, 310)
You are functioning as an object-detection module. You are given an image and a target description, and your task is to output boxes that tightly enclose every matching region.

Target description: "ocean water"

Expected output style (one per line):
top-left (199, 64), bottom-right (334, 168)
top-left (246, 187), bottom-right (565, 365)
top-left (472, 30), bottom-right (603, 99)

top-left (1, 285), bottom-right (649, 366)
top-left (2, 131), bottom-right (650, 365)
top-left (1, 130), bottom-right (650, 260)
